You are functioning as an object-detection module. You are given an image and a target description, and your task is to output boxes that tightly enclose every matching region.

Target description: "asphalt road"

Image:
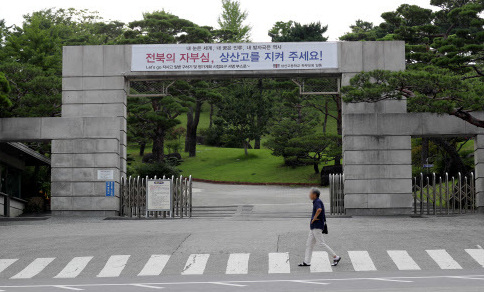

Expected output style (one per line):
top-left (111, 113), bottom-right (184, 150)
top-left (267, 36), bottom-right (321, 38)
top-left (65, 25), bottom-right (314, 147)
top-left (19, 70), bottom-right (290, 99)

top-left (1, 182), bottom-right (483, 291)
top-left (1, 271), bottom-right (484, 291)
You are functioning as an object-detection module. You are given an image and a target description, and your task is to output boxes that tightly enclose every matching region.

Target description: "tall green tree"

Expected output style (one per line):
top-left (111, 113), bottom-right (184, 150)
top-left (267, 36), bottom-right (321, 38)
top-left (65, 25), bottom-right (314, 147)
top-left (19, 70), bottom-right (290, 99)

top-left (269, 21), bottom-right (328, 42)
top-left (342, 0), bottom-right (484, 126)
top-left (268, 20), bottom-right (342, 166)
top-left (265, 87), bottom-right (341, 173)
top-left (128, 95), bottom-right (186, 162)
top-left (118, 11), bottom-right (217, 161)
top-left (170, 80), bottom-right (222, 157)
top-left (0, 9), bottom-right (123, 118)
top-left (341, 0), bottom-right (483, 175)
top-left (286, 134), bottom-right (341, 174)
top-left (120, 11), bottom-right (212, 44)
top-left (339, 20), bottom-right (380, 41)
top-left (217, 0), bottom-right (251, 42)
top-left (0, 72), bottom-right (12, 108)
top-left (217, 81), bottom-right (273, 156)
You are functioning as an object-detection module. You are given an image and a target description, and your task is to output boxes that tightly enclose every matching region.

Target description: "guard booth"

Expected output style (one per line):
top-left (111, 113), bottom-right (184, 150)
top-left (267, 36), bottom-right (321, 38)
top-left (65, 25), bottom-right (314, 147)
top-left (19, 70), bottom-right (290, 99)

top-left (0, 142), bottom-right (51, 217)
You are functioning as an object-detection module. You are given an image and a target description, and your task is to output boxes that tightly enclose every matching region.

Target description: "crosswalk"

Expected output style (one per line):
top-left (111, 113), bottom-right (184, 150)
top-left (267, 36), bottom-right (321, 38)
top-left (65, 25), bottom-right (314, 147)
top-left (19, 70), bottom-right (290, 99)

top-left (1, 249), bottom-right (483, 280)
top-left (138, 255), bottom-right (170, 276)
top-left (55, 256), bottom-right (93, 279)
top-left (387, 250), bottom-right (420, 270)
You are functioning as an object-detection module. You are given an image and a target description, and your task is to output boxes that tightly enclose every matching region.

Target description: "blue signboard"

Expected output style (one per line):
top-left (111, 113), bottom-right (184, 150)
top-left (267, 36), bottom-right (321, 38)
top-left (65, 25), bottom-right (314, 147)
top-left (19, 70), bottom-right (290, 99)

top-left (105, 181), bottom-right (115, 197)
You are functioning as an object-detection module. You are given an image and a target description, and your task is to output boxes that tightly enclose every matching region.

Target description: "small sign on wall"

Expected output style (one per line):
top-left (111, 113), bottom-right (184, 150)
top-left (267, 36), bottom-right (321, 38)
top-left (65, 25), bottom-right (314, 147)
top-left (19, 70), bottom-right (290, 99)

top-left (105, 181), bottom-right (115, 197)
top-left (98, 170), bottom-right (114, 180)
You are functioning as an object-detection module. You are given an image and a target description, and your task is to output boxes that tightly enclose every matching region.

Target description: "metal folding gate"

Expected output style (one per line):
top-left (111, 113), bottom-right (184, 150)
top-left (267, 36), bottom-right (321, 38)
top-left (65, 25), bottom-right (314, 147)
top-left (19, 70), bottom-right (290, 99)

top-left (120, 175), bottom-right (192, 218)
top-left (329, 174), bottom-right (345, 215)
top-left (413, 172), bottom-right (476, 215)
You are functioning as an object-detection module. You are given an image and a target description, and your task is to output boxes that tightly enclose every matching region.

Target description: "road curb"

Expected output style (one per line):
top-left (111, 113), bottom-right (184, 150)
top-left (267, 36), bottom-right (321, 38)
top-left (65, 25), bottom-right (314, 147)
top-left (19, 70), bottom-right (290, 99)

top-left (192, 178), bottom-right (320, 187)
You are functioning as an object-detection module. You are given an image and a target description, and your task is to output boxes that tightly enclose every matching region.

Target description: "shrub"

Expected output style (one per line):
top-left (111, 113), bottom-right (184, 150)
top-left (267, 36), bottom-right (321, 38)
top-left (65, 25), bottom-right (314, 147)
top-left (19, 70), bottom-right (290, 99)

top-left (134, 162), bottom-right (180, 178)
top-left (24, 197), bottom-right (44, 213)
top-left (201, 127), bottom-right (224, 147)
top-left (166, 140), bottom-right (182, 154)
top-left (165, 153), bottom-right (182, 166)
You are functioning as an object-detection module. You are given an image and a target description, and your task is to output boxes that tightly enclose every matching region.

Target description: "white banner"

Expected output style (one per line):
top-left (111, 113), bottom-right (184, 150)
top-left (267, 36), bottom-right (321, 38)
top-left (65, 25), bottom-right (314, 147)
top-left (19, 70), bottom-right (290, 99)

top-left (131, 42), bottom-right (338, 72)
top-left (146, 179), bottom-right (172, 211)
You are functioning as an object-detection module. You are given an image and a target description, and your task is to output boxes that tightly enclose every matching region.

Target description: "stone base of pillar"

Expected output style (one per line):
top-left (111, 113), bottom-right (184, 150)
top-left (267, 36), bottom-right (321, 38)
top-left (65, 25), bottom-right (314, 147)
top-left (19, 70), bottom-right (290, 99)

top-left (345, 208), bottom-right (413, 216)
top-left (51, 210), bottom-right (118, 217)
top-left (477, 206), bottom-right (484, 214)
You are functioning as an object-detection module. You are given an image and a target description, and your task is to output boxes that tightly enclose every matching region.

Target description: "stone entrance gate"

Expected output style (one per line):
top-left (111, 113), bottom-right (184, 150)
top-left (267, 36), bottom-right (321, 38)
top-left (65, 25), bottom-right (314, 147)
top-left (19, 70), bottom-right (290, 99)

top-left (0, 41), bottom-right (481, 216)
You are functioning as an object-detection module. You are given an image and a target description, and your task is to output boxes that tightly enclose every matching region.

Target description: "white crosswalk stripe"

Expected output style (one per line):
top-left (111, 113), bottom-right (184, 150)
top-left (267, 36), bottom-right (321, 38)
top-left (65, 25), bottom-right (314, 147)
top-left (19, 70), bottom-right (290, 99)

top-left (97, 255), bottom-right (130, 278)
top-left (0, 259), bottom-right (17, 275)
top-left (268, 252), bottom-right (290, 274)
top-left (138, 255), bottom-right (171, 276)
top-left (181, 254), bottom-right (210, 275)
top-left (11, 258), bottom-right (55, 279)
top-left (465, 249), bottom-right (484, 267)
top-left (348, 251), bottom-right (377, 271)
top-left (54, 257), bottom-right (93, 279)
top-left (426, 249), bottom-right (462, 269)
top-left (226, 253), bottom-right (250, 274)
top-left (310, 251), bottom-right (332, 273)
top-left (387, 250), bottom-right (421, 270)
top-left (2, 248), bottom-right (482, 279)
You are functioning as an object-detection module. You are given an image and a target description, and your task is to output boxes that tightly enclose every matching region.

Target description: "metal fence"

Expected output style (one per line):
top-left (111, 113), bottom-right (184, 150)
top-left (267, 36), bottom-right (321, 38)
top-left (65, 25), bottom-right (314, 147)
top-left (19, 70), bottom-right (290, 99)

top-left (413, 172), bottom-right (476, 215)
top-left (120, 175), bottom-right (192, 218)
top-left (329, 174), bottom-right (345, 215)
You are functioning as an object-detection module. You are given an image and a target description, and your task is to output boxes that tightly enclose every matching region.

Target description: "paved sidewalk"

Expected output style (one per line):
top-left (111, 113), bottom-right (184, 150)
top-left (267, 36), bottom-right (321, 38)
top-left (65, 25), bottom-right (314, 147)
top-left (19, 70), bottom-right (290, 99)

top-left (1, 182), bottom-right (483, 285)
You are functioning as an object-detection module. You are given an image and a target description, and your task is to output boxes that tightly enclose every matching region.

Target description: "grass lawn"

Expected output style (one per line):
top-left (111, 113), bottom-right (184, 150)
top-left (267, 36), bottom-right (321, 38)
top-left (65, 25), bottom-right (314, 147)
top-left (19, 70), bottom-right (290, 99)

top-left (178, 145), bottom-right (323, 184)
top-left (127, 100), bottom-right (338, 184)
top-left (128, 144), bottom-right (324, 184)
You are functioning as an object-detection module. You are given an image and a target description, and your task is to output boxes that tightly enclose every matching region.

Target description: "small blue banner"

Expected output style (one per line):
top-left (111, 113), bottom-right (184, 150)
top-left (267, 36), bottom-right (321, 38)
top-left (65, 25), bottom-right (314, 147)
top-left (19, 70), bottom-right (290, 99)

top-left (106, 181), bottom-right (115, 197)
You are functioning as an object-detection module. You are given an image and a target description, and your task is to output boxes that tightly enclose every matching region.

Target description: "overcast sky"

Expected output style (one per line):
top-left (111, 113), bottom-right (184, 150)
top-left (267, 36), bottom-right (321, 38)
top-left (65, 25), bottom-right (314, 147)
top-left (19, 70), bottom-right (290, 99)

top-left (3, 0), bottom-right (435, 41)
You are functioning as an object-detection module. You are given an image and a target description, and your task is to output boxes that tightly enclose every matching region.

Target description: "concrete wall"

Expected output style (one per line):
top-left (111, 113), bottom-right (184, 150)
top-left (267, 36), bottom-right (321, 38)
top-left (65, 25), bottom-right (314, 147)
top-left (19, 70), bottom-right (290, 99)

top-left (56, 45), bottom-right (130, 216)
top-left (0, 197), bottom-right (25, 217)
top-left (342, 101), bottom-right (412, 215)
top-left (0, 116), bottom-right (124, 216)
top-left (342, 103), bottom-right (484, 214)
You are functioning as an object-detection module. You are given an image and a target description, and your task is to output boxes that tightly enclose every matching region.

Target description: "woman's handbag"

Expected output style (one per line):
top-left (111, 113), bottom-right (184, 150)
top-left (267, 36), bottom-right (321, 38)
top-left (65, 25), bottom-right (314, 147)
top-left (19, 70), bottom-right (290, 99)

top-left (322, 222), bottom-right (328, 234)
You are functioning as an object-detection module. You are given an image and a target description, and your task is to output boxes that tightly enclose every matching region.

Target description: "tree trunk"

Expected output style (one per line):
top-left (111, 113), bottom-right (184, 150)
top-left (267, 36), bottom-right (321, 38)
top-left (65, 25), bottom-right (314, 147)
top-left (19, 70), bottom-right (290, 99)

top-left (335, 96), bottom-right (342, 136)
top-left (152, 127), bottom-right (165, 163)
top-left (209, 103), bottom-right (214, 128)
top-left (139, 142), bottom-right (146, 157)
top-left (334, 95), bottom-right (343, 166)
top-left (254, 78), bottom-right (263, 149)
top-left (313, 162), bottom-right (320, 174)
top-left (254, 137), bottom-right (261, 149)
top-left (421, 138), bottom-right (429, 166)
top-left (187, 100), bottom-right (203, 157)
top-left (254, 113), bottom-right (261, 149)
top-left (244, 141), bottom-right (249, 156)
top-left (185, 107), bottom-right (194, 153)
top-left (297, 104), bottom-right (303, 124)
top-left (430, 137), bottom-right (468, 175)
top-left (151, 99), bottom-right (166, 163)
top-left (323, 98), bottom-right (329, 134)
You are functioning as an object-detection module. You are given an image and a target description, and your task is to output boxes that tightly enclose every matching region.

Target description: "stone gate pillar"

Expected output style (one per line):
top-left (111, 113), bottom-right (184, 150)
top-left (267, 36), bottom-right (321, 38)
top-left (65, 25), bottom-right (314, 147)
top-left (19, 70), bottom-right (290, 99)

top-left (474, 135), bottom-right (484, 213)
top-left (51, 46), bottom-right (129, 216)
top-left (342, 73), bottom-right (413, 215)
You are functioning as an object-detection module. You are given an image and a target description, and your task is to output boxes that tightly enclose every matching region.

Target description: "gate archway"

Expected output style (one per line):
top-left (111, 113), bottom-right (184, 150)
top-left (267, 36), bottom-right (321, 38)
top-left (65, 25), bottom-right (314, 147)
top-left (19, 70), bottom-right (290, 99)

top-left (7, 41), bottom-right (475, 217)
